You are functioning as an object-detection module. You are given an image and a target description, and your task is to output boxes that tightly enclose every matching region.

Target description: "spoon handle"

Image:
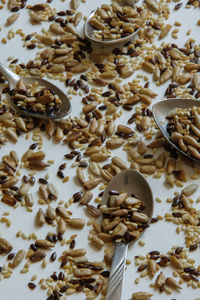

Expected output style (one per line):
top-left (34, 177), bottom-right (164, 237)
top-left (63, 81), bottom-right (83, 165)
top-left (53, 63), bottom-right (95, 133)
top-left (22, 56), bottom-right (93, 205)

top-left (0, 62), bottom-right (20, 90)
top-left (105, 242), bottom-right (128, 300)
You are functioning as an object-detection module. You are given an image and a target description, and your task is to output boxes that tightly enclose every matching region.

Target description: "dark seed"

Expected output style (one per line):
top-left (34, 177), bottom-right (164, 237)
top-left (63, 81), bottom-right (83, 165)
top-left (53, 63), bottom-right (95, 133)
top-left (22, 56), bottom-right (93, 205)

top-left (23, 175), bottom-right (29, 183)
top-left (7, 253), bottom-right (15, 260)
top-left (175, 247), bottom-right (183, 255)
top-left (58, 272), bottom-right (64, 280)
top-left (73, 192), bottom-right (82, 203)
top-left (29, 176), bottom-right (35, 185)
top-left (60, 285), bottom-right (69, 293)
top-left (64, 153), bottom-right (75, 159)
top-left (149, 251), bottom-right (160, 256)
top-left (50, 252), bottom-right (57, 261)
top-left (25, 35), bottom-right (32, 41)
top-left (30, 244), bottom-right (38, 252)
top-left (27, 44), bottom-right (36, 50)
top-left (29, 143), bottom-right (38, 150)
top-left (174, 3), bottom-right (183, 10)
top-left (109, 190), bottom-right (119, 195)
top-left (137, 264), bottom-right (147, 272)
top-left (172, 212), bottom-right (182, 218)
top-left (28, 283), bottom-right (36, 289)
top-left (39, 178), bottom-right (48, 184)
top-left (100, 270), bottom-right (110, 277)
top-left (159, 283), bottom-right (165, 293)
top-left (57, 171), bottom-right (64, 179)
top-left (79, 162), bottom-right (88, 168)
top-left (51, 272), bottom-right (58, 281)
top-left (69, 239), bottom-right (75, 249)
top-left (11, 7), bottom-right (20, 12)
top-left (189, 244), bottom-right (198, 251)
top-left (59, 163), bottom-right (66, 170)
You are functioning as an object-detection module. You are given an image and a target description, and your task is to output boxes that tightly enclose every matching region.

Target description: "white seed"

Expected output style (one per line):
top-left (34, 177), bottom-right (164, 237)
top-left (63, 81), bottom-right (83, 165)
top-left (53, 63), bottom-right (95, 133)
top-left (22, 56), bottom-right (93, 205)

top-left (66, 218), bottom-right (85, 229)
top-left (112, 156), bottom-right (127, 169)
top-left (90, 235), bottom-right (104, 249)
top-left (182, 184), bottom-right (198, 196)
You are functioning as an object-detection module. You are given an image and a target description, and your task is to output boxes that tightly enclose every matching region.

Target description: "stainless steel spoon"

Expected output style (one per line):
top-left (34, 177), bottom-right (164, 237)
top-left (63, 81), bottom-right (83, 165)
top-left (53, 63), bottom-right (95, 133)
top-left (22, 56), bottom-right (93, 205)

top-left (0, 63), bottom-right (71, 119)
top-left (152, 98), bottom-right (200, 163)
top-left (101, 169), bottom-right (154, 300)
top-left (84, 0), bottom-right (139, 45)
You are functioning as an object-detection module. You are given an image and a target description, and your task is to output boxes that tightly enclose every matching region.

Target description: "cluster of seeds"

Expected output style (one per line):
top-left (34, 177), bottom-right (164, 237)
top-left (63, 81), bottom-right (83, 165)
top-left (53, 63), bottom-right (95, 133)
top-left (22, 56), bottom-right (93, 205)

top-left (167, 106), bottom-right (200, 160)
top-left (89, 1), bottom-right (141, 41)
top-left (100, 191), bottom-right (149, 243)
top-left (10, 79), bottom-right (62, 115)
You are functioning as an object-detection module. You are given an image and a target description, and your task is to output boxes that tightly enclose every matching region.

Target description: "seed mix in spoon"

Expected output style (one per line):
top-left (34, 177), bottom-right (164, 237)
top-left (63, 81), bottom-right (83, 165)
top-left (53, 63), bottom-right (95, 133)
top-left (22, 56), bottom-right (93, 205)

top-left (89, 2), bottom-right (141, 41)
top-left (10, 79), bottom-right (62, 115)
top-left (166, 106), bottom-right (200, 160)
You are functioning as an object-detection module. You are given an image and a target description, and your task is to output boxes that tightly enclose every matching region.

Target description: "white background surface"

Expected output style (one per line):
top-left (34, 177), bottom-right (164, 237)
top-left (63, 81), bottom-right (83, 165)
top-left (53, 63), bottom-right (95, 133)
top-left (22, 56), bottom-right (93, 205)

top-left (0, 0), bottom-right (200, 299)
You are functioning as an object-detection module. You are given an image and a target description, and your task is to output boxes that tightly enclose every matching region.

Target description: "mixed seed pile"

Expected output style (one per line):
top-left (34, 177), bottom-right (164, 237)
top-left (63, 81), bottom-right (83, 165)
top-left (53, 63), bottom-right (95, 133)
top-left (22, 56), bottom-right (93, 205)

top-left (10, 79), bottom-right (62, 114)
top-left (89, 2), bottom-right (141, 41)
top-left (167, 106), bottom-right (200, 160)
top-left (100, 191), bottom-right (149, 243)
top-left (0, 0), bottom-right (200, 299)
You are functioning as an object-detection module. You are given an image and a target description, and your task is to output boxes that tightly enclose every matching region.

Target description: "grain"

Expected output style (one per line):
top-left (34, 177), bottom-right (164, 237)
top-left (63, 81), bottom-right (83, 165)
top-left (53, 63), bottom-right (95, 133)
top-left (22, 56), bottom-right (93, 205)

top-left (12, 249), bottom-right (26, 268)
top-left (0, 237), bottom-right (12, 253)
top-left (132, 292), bottom-right (153, 300)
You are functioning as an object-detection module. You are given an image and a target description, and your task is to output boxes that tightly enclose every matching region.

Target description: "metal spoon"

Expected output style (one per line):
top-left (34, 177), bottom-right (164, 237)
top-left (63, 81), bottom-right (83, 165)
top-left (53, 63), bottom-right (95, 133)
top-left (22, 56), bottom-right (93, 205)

top-left (152, 98), bottom-right (200, 163)
top-left (101, 169), bottom-right (154, 300)
top-left (84, 0), bottom-right (139, 45)
top-left (0, 63), bottom-right (71, 119)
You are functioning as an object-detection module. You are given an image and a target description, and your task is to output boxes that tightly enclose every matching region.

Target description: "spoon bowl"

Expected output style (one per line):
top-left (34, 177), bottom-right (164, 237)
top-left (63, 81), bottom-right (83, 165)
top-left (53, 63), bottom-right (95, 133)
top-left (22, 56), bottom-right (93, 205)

top-left (0, 63), bottom-right (71, 120)
top-left (84, 0), bottom-right (140, 46)
top-left (102, 169), bottom-right (153, 300)
top-left (102, 169), bottom-right (154, 226)
top-left (152, 98), bottom-right (200, 163)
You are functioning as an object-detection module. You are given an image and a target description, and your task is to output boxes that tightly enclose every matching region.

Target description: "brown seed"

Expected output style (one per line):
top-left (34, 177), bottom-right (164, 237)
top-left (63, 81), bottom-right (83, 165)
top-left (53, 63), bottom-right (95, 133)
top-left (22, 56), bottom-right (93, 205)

top-left (29, 250), bottom-right (46, 262)
top-left (74, 268), bottom-right (94, 277)
top-left (165, 277), bottom-right (181, 289)
top-left (112, 156), bottom-right (127, 169)
top-left (35, 239), bottom-right (54, 249)
top-left (63, 248), bottom-right (86, 257)
top-left (155, 272), bottom-right (165, 288)
top-left (56, 206), bottom-right (70, 220)
top-left (148, 259), bottom-right (157, 277)
top-left (79, 191), bottom-right (93, 205)
top-left (28, 283), bottom-right (36, 289)
top-left (167, 158), bottom-right (176, 174)
top-left (57, 218), bottom-right (67, 234)
top-left (66, 218), bottom-right (85, 229)
top-left (137, 264), bottom-right (147, 272)
top-left (12, 249), bottom-right (26, 268)
top-left (35, 208), bottom-right (45, 227)
top-left (182, 184), bottom-right (198, 196)
top-left (83, 178), bottom-right (101, 190)
top-left (170, 255), bottom-right (182, 270)
top-left (28, 161), bottom-right (50, 170)
top-left (0, 237), bottom-right (13, 253)
top-left (90, 235), bottom-right (104, 249)
top-left (2, 194), bottom-right (16, 207)
top-left (86, 204), bottom-right (101, 217)
top-left (189, 244), bottom-right (198, 251)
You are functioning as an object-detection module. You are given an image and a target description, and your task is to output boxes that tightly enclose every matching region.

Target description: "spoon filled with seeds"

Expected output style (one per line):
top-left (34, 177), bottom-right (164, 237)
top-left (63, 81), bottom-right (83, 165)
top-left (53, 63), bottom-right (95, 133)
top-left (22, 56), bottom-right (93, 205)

top-left (84, 0), bottom-right (141, 45)
top-left (0, 62), bottom-right (71, 119)
top-left (153, 99), bottom-right (200, 163)
top-left (101, 169), bottom-right (153, 300)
